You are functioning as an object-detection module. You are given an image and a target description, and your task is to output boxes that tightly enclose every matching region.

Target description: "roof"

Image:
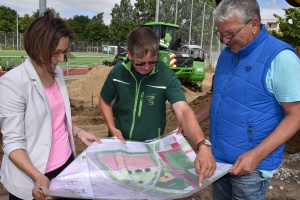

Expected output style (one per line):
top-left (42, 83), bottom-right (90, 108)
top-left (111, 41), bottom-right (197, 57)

top-left (182, 45), bottom-right (203, 49)
top-left (143, 22), bottom-right (179, 28)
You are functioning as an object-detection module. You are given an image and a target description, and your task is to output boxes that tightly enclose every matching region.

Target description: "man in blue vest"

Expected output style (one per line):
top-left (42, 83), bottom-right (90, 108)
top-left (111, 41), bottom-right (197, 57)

top-left (183, 0), bottom-right (300, 199)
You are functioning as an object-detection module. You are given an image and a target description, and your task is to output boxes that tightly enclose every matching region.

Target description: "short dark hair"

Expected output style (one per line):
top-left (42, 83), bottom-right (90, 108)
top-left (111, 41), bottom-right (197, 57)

top-left (24, 11), bottom-right (74, 75)
top-left (127, 27), bottom-right (159, 59)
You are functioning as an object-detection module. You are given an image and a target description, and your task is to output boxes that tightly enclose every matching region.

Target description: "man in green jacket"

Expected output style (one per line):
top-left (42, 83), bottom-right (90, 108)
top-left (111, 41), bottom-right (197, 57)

top-left (99, 27), bottom-right (216, 187)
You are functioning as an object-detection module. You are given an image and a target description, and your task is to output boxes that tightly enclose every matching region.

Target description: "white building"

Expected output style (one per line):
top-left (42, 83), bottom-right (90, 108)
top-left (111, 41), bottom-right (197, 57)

top-left (261, 19), bottom-right (280, 31)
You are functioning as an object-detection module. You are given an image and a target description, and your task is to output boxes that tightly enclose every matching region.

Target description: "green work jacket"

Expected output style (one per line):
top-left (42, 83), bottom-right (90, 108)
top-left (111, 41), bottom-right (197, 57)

top-left (100, 58), bottom-right (186, 141)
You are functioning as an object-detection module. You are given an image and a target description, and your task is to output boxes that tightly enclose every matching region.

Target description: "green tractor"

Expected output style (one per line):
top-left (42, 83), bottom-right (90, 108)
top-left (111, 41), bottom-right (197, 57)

top-left (0, 57), bottom-right (17, 74)
top-left (108, 21), bottom-right (206, 92)
top-left (144, 21), bottom-right (206, 92)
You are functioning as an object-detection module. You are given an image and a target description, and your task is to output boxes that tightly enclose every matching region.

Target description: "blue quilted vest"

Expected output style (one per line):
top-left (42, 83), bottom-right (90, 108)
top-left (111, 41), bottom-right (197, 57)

top-left (210, 25), bottom-right (297, 170)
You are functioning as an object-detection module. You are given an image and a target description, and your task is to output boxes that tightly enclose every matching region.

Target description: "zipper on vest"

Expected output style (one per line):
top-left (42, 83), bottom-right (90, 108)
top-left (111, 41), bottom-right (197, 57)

top-left (235, 55), bottom-right (240, 64)
top-left (248, 124), bottom-right (253, 147)
top-left (138, 92), bottom-right (144, 117)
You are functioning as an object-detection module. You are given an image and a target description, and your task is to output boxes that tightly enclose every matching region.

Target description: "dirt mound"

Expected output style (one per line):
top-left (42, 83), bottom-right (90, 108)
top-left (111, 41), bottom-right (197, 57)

top-left (67, 65), bottom-right (113, 106)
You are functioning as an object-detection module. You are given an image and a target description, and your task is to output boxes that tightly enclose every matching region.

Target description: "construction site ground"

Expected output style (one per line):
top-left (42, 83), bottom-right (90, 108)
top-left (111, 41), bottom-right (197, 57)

top-left (0, 65), bottom-right (299, 199)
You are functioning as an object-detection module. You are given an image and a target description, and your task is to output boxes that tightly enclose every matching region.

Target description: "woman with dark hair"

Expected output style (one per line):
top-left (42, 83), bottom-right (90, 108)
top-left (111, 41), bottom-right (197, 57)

top-left (0, 11), bottom-right (101, 200)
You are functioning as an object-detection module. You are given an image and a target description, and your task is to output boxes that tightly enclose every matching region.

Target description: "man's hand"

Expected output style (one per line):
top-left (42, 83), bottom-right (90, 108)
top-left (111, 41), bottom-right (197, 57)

top-left (176, 125), bottom-right (187, 137)
top-left (194, 145), bottom-right (216, 187)
top-left (230, 149), bottom-right (260, 175)
top-left (110, 127), bottom-right (126, 144)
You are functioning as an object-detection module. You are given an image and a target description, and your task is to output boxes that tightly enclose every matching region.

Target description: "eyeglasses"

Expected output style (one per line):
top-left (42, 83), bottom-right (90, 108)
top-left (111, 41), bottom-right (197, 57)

top-left (132, 59), bottom-right (158, 67)
top-left (215, 18), bottom-right (253, 40)
top-left (53, 48), bottom-right (70, 58)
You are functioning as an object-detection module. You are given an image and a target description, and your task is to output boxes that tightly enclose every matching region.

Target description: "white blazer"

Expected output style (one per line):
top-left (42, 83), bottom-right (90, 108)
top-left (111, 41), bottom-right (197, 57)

top-left (0, 58), bottom-right (76, 199)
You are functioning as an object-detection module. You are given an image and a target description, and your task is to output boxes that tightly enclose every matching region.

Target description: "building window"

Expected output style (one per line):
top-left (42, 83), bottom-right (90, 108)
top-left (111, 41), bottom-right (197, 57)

top-left (268, 23), bottom-right (277, 28)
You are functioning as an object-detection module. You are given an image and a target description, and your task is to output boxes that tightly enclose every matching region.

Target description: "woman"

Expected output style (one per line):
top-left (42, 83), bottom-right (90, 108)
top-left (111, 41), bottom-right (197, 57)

top-left (0, 11), bottom-right (101, 200)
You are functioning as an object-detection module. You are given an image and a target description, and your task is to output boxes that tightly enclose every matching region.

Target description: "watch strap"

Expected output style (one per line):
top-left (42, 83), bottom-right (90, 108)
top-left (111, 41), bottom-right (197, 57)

top-left (197, 139), bottom-right (211, 151)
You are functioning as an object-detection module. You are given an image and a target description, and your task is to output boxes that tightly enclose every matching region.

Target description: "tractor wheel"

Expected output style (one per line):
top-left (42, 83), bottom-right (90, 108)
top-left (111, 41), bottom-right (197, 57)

top-left (198, 85), bottom-right (203, 92)
top-left (191, 86), bottom-right (197, 92)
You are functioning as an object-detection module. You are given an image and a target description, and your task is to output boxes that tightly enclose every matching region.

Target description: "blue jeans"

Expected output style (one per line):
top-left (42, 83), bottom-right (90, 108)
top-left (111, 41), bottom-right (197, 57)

top-left (213, 171), bottom-right (270, 200)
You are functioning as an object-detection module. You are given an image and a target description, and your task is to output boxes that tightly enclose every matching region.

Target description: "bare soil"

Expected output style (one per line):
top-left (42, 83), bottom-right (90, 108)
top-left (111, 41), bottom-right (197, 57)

top-left (0, 65), bottom-right (299, 199)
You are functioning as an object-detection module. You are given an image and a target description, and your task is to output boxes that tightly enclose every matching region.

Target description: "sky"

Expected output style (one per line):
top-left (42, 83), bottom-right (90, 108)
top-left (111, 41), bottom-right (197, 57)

top-left (0, 0), bottom-right (293, 25)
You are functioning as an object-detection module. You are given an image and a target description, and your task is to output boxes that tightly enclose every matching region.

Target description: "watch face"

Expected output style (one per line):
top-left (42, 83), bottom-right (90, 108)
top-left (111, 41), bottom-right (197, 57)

top-left (204, 139), bottom-right (212, 146)
top-left (196, 139), bottom-right (212, 151)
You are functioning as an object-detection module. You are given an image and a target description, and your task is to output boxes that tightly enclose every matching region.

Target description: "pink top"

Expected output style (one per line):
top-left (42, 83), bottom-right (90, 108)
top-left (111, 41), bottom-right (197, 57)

top-left (44, 81), bottom-right (72, 173)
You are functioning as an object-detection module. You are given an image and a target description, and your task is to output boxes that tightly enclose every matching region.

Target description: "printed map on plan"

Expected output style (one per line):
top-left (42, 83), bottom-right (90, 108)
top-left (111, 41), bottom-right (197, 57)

top-left (44, 131), bottom-right (232, 199)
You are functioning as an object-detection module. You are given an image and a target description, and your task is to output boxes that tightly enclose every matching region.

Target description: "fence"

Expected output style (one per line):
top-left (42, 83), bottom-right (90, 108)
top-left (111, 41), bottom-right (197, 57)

top-left (158, 0), bottom-right (226, 69)
top-left (1, 0), bottom-right (226, 68)
top-left (0, 32), bottom-right (126, 54)
top-left (69, 41), bottom-right (126, 54)
top-left (0, 55), bottom-right (115, 70)
top-left (0, 31), bottom-right (25, 51)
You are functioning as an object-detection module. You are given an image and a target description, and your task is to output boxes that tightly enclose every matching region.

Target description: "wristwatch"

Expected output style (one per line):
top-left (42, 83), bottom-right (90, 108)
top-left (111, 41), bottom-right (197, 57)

top-left (197, 139), bottom-right (211, 151)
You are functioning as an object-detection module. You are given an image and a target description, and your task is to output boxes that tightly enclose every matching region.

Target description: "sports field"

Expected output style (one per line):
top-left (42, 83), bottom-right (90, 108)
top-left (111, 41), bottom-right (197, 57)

top-left (0, 50), bottom-right (115, 69)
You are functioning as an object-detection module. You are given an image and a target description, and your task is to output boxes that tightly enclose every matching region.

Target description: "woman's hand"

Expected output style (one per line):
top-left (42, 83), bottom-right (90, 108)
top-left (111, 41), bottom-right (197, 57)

top-left (76, 129), bottom-right (102, 146)
top-left (32, 174), bottom-right (52, 200)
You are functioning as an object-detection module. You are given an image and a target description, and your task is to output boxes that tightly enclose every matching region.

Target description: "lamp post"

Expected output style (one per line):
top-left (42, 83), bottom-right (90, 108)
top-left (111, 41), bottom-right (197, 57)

top-left (175, 0), bottom-right (178, 24)
top-left (15, 0), bottom-right (19, 51)
top-left (200, 0), bottom-right (208, 48)
top-left (16, 12), bottom-right (18, 51)
top-left (210, 19), bottom-right (215, 60)
top-left (39, 0), bottom-right (47, 16)
top-left (188, 0), bottom-right (194, 45)
top-left (155, 0), bottom-right (159, 22)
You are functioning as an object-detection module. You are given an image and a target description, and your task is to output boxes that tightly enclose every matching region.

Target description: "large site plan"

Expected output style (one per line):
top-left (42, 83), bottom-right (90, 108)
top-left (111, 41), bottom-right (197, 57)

top-left (43, 131), bottom-right (232, 199)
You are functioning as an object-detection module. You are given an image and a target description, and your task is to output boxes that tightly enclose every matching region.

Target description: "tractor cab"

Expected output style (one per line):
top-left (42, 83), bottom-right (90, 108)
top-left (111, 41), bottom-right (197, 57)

top-left (143, 22), bottom-right (180, 51)
top-left (143, 22), bottom-right (206, 92)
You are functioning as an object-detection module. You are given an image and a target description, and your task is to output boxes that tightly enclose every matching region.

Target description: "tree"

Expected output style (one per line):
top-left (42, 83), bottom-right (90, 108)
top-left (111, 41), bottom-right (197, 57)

top-left (19, 14), bottom-right (34, 33)
top-left (270, 7), bottom-right (300, 47)
top-left (47, 7), bottom-right (60, 18)
top-left (177, 0), bottom-right (196, 44)
top-left (191, 0), bottom-right (216, 48)
top-left (67, 15), bottom-right (91, 41)
top-left (158, 0), bottom-right (176, 24)
top-left (161, 0), bottom-right (216, 46)
top-left (0, 6), bottom-right (17, 32)
top-left (133, 0), bottom-right (156, 25)
top-left (86, 13), bottom-right (109, 42)
top-left (109, 0), bottom-right (136, 43)
top-left (19, 8), bottom-right (59, 33)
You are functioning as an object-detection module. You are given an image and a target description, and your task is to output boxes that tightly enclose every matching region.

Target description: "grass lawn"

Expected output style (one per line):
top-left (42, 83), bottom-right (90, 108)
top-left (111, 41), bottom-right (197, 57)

top-left (0, 50), bottom-right (115, 69)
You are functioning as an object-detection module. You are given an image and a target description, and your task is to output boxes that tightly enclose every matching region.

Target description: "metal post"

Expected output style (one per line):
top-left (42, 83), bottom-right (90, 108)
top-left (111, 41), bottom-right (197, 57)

top-left (19, 33), bottom-right (22, 50)
top-left (200, 1), bottom-right (207, 48)
top-left (155, 0), bottom-right (159, 22)
top-left (39, 0), bottom-right (47, 16)
top-left (16, 13), bottom-right (19, 51)
top-left (13, 33), bottom-right (15, 50)
top-left (210, 18), bottom-right (214, 61)
top-left (175, 0), bottom-right (178, 24)
top-left (67, 62), bottom-right (69, 76)
top-left (189, 0), bottom-right (194, 45)
top-left (16, 0), bottom-right (19, 51)
top-left (5, 32), bottom-right (7, 49)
